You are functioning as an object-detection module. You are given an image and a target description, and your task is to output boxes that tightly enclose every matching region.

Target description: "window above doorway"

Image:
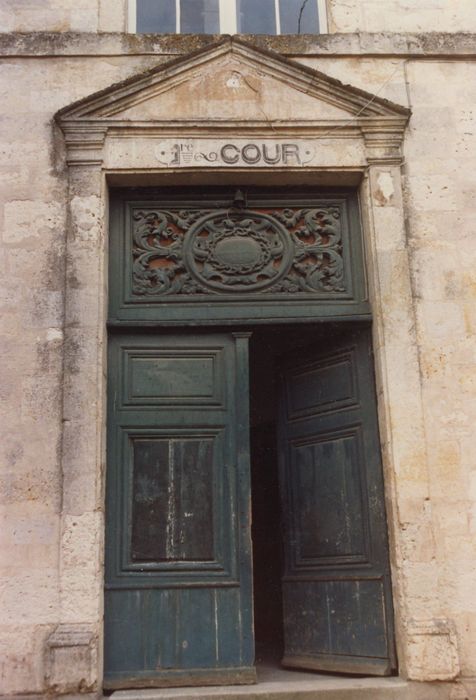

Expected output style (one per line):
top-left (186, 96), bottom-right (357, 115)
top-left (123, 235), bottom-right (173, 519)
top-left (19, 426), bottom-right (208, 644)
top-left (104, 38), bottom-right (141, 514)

top-left (129, 0), bottom-right (328, 35)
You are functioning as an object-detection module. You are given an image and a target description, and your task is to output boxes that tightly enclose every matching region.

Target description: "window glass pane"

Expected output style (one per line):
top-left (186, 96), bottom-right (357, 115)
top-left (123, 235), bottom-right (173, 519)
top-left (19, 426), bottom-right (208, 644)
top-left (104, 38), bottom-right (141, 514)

top-left (180, 0), bottom-right (220, 33)
top-left (279, 0), bottom-right (318, 34)
top-left (136, 0), bottom-right (176, 33)
top-left (237, 0), bottom-right (276, 34)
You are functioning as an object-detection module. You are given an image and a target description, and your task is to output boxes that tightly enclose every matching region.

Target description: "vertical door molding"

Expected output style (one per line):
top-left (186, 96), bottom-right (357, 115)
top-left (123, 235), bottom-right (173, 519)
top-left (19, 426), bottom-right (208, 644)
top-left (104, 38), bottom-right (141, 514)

top-left (359, 163), bottom-right (460, 681)
top-left (55, 160), bottom-right (108, 693)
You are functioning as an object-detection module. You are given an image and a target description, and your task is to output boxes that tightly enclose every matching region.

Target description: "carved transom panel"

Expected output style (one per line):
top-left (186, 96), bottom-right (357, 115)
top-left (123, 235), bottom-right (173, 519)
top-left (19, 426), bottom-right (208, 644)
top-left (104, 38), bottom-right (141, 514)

top-left (132, 206), bottom-right (346, 297)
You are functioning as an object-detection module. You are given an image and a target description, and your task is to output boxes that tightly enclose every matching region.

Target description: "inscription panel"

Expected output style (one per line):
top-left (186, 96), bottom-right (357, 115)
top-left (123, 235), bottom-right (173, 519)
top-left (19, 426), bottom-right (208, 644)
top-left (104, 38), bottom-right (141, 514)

top-left (154, 139), bottom-right (317, 168)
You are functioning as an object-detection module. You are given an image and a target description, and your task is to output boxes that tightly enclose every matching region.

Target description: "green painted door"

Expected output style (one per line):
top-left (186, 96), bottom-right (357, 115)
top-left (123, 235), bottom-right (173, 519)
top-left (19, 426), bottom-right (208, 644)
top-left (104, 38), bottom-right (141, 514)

top-left (104, 332), bottom-right (255, 689)
top-left (278, 326), bottom-right (396, 675)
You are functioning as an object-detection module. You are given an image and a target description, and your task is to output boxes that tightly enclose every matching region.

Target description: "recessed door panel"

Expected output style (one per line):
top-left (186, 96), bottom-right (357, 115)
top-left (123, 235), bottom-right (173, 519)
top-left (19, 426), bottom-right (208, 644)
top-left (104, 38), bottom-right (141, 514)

top-left (290, 430), bottom-right (366, 563)
top-left (125, 347), bottom-right (225, 406)
top-left (130, 437), bottom-right (215, 562)
top-left (285, 353), bottom-right (357, 419)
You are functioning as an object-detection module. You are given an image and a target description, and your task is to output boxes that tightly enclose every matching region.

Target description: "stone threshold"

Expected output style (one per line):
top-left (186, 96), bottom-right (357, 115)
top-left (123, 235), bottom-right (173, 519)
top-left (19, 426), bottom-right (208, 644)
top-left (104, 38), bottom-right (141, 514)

top-left (2, 674), bottom-right (468, 700)
top-left (109, 664), bottom-right (459, 700)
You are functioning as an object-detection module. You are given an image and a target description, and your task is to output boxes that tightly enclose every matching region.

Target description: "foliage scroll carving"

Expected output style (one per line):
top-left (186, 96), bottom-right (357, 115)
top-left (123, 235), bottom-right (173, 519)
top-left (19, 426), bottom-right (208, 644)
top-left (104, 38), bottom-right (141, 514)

top-left (132, 206), bottom-right (346, 297)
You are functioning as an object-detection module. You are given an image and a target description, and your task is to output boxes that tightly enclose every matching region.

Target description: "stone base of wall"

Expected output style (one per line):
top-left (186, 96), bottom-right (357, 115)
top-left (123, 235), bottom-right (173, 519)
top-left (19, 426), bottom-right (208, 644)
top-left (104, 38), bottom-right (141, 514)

top-left (405, 619), bottom-right (460, 681)
top-left (44, 624), bottom-right (98, 695)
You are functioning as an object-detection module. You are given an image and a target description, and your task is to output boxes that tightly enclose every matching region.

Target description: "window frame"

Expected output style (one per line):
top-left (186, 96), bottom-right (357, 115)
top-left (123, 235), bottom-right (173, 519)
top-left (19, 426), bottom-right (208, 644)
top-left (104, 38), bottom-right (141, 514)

top-left (128, 0), bottom-right (328, 34)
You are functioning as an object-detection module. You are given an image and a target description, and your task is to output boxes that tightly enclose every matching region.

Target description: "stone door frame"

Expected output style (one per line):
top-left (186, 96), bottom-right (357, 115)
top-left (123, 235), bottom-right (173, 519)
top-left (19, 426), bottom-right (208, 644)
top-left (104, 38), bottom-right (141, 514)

top-left (52, 38), bottom-right (459, 693)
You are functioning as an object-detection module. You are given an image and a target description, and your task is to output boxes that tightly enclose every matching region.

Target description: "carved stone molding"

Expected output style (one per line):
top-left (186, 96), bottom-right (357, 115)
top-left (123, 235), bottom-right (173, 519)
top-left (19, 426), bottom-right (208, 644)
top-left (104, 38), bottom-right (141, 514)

top-left (62, 125), bottom-right (107, 166)
top-left (361, 124), bottom-right (406, 165)
top-left (45, 624), bottom-right (98, 694)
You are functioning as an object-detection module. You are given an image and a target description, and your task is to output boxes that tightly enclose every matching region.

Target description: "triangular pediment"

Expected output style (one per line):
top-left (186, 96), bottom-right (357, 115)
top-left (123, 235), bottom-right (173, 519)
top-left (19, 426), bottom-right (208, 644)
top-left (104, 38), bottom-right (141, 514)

top-left (56, 37), bottom-right (409, 127)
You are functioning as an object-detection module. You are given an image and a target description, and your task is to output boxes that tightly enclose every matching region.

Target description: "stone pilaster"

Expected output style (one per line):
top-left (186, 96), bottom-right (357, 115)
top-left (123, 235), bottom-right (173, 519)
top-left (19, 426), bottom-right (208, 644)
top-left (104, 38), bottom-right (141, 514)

top-left (53, 161), bottom-right (107, 695)
top-left (361, 161), bottom-right (460, 681)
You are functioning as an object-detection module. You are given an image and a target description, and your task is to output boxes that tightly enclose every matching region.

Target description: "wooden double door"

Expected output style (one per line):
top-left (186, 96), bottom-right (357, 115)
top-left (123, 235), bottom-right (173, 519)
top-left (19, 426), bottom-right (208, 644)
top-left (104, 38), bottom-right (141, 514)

top-left (104, 325), bottom-right (396, 689)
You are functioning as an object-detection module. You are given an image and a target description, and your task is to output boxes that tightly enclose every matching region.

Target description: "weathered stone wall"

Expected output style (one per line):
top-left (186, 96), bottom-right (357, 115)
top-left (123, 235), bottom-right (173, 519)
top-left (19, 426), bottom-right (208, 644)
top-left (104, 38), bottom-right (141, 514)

top-left (0, 18), bottom-right (475, 700)
top-left (0, 50), bottom-right (161, 696)
top-left (0, 0), bottom-right (127, 33)
top-left (403, 59), bottom-right (476, 681)
top-left (2, 0), bottom-right (476, 34)
top-left (328, 0), bottom-right (476, 33)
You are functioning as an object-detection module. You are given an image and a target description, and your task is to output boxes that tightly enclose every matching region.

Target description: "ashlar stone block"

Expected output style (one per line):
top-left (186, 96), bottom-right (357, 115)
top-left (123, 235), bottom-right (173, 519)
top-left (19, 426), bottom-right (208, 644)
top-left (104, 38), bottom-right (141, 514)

top-left (406, 619), bottom-right (460, 681)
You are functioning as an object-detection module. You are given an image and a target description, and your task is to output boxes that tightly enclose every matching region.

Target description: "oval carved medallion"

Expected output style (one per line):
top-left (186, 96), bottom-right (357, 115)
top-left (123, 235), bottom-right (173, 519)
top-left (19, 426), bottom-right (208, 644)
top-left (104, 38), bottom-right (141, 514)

top-left (213, 236), bottom-right (262, 268)
top-left (183, 211), bottom-right (293, 292)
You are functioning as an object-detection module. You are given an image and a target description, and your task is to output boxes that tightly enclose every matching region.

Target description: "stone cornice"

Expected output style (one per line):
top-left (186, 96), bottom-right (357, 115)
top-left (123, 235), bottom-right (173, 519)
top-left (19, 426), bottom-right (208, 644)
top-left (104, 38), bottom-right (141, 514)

top-left (1, 31), bottom-right (476, 59)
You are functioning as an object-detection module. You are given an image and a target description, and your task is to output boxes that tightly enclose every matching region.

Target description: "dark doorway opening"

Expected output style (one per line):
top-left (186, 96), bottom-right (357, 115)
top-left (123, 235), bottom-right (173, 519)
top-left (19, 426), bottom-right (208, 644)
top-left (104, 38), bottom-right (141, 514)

top-left (249, 342), bottom-right (282, 663)
top-left (249, 323), bottom-right (344, 664)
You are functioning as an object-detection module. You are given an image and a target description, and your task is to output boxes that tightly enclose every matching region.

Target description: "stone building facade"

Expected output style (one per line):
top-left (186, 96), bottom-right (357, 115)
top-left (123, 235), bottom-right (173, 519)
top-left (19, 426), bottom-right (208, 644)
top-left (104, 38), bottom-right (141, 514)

top-left (1, 2), bottom-right (476, 698)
